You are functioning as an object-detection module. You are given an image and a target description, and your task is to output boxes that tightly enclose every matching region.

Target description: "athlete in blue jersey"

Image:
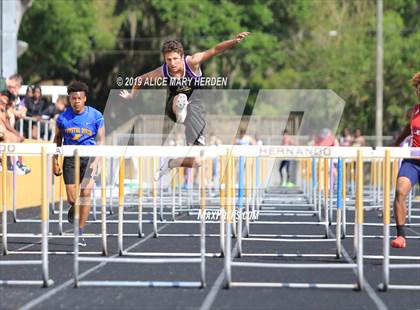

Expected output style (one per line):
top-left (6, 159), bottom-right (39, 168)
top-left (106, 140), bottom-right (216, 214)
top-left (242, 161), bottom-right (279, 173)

top-left (53, 81), bottom-right (105, 246)
top-left (120, 32), bottom-right (250, 179)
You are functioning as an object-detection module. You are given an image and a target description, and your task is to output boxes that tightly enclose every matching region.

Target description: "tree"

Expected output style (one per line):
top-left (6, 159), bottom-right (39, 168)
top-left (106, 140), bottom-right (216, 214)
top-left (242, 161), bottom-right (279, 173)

top-left (18, 0), bottom-right (95, 82)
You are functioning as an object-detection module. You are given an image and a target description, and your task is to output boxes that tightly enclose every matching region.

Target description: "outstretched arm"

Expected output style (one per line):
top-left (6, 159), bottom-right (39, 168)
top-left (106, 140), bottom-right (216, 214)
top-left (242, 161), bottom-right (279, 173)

top-left (188, 32), bottom-right (250, 71)
top-left (120, 67), bottom-right (163, 99)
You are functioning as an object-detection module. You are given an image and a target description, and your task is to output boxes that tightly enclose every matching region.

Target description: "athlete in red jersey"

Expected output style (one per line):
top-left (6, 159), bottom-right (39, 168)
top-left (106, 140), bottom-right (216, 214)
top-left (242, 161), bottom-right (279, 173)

top-left (391, 72), bottom-right (420, 248)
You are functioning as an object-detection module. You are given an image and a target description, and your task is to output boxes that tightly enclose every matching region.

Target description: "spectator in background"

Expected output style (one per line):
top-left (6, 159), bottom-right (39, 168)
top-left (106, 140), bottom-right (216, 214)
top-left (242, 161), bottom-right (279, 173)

top-left (42, 98), bottom-right (58, 120)
top-left (0, 74), bottom-right (23, 97)
top-left (13, 93), bottom-right (27, 123)
top-left (255, 133), bottom-right (264, 145)
top-left (0, 92), bottom-right (30, 175)
top-left (0, 74), bottom-right (30, 175)
top-left (352, 128), bottom-right (366, 147)
top-left (339, 127), bottom-right (352, 146)
top-left (0, 75), bottom-right (26, 128)
top-left (26, 86), bottom-right (48, 117)
top-left (314, 128), bottom-right (339, 147)
top-left (279, 129), bottom-right (294, 187)
top-left (20, 85), bottom-right (33, 108)
top-left (6, 97), bottom-right (18, 128)
top-left (54, 96), bottom-right (68, 116)
top-left (9, 85), bottom-right (31, 134)
top-left (26, 86), bottom-right (49, 139)
top-left (235, 128), bottom-right (256, 145)
top-left (49, 96), bottom-right (68, 140)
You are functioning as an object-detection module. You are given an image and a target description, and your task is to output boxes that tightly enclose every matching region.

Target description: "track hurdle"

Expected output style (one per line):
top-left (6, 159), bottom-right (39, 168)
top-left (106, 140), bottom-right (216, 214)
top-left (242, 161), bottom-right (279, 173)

top-left (4, 145), bottom-right (108, 256)
top-left (225, 147), bottom-right (367, 290)
top-left (0, 146), bottom-right (53, 287)
top-left (74, 146), bottom-right (212, 288)
top-left (237, 156), bottom-right (342, 256)
top-left (378, 148), bottom-right (420, 291)
top-left (241, 147), bottom-right (338, 240)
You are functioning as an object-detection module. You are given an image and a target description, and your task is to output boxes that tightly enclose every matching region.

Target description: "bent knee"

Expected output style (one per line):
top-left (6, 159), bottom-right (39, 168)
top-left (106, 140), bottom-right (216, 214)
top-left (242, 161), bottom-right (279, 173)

top-left (395, 183), bottom-right (411, 199)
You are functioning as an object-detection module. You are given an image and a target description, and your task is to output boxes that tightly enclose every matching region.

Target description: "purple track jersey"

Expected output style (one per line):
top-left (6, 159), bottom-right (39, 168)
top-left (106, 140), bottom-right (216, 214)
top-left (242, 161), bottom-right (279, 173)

top-left (162, 56), bottom-right (202, 98)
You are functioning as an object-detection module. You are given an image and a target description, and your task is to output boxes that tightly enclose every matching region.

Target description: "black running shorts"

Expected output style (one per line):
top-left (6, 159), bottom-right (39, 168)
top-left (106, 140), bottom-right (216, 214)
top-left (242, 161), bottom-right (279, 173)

top-left (63, 156), bottom-right (94, 185)
top-left (164, 93), bottom-right (206, 146)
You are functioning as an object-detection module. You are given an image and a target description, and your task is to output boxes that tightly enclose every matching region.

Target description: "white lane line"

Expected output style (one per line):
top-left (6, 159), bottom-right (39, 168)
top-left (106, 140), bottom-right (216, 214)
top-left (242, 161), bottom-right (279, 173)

top-left (19, 220), bottom-right (174, 310)
top-left (199, 232), bottom-right (240, 310)
top-left (4, 205), bottom-right (121, 253)
top-left (200, 227), bottom-right (389, 310)
top-left (335, 230), bottom-right (388, 310)
top-left (408, 227), bottom-right (420, 236)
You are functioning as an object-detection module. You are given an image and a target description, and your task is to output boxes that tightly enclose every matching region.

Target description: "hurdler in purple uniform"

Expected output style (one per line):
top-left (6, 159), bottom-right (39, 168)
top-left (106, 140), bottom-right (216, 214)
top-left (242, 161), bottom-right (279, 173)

top-left (120, 32), bottom-right (251, 180)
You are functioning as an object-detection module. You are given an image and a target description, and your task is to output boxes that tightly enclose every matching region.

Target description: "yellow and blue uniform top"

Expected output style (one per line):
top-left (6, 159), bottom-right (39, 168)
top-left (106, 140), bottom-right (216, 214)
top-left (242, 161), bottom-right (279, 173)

top-left (56, 106), bottom-right (104, 145)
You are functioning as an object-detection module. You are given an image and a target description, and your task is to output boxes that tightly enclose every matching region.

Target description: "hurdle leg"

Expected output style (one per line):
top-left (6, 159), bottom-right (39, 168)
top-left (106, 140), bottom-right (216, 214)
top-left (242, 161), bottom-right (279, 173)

top-left (237, 209), bottom-right (243, 257)
top-left (379, 149), bottom-right (391, 291)
top-left (200, 151), bottom-right (206, 288)
top-left (74, 150), bottom-right (80, 288)
top-left (408, 188), bottom-right (413, 224)
top-left (101, 157), bottom-right (108, 255)
top-left (336, 208), bottom-right (342, 258)
top-left (187, 169), bottom-right (193, 214)
top-left (219, 210), bottom-right (225, 257)
top-left (58, 169), bottom-right (64, 235)
top-left (237, 156), bottom-right (245, 257)
top-left (232, 156), bottom-right (238, 238)
top-left (231, 217), bottom-right (237, 239)
top-left (108, 157), bottom-right (114, 215)
top-left (353, 221), bottom-right (358, 258)
top-left (200, 207), bottom-right (206, 287)
top-left (178, 167), bottom-right (182, 213)
top-left (153, 158), bottom-right (158, 237)
top-left (12, 156), bottom-right (17, 222)
top-left (355, 150), bottom-right (364, 291)
top-left (342, 160), bottom-right (347, 238)
top-left (224, 156), bottom-right (232, 289)
top-left (325, 199), bottom-right (330, 237)
top-left (92, 182), bottom-right (97, 221)
top-left (51, 160), bottom-right (57, 216)
top-left (41, 216), bottom-right (52, 286)
top-left (323, 158), bottom-right (329, 238)
top-left (47, 157), bottom-right (54, 216)
top-left (159, 184), bottom-right (164, 221)
top-left (356, 222), bottom-right (364, 290)
top-left (137, 157), bottom-right (144, 237)
top-left (171, 170), bottom-right (176, 221)
top-left (2, 151), bottom-right (8, 255)
top-left (244, 197), bottom-right (250, 238)
top-left (118, 157), bottom-right (125, 256)
top-left (219, 156), bottom-right (226, 257)
top-left (224, 220), bottom-right (232, 289)
top-left (41, 148), bottom-right (53, 287)
top-left (316, 159), bottom-right (322, 222)
top-left (329, 159), bottom-right (334, 225)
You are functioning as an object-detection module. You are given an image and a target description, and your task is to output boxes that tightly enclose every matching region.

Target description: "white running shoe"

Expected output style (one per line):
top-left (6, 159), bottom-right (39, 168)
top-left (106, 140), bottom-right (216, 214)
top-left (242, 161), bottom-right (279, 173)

top-left (154, 158), bottom-right (172, 181)
top-left (78, 237), bottom-right (87, 247)
top-left (175, 93), bottom-right (189, 123)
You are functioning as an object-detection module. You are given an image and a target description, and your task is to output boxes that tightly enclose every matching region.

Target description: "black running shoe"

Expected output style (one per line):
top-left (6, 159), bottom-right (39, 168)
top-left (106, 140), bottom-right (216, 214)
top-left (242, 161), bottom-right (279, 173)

top-left (68, 206), bottom-right (74, 224)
